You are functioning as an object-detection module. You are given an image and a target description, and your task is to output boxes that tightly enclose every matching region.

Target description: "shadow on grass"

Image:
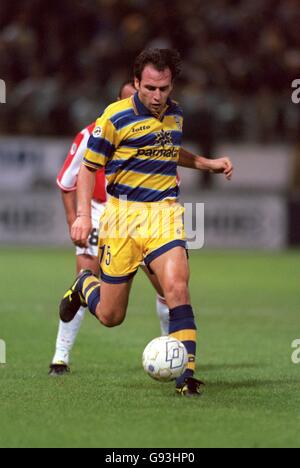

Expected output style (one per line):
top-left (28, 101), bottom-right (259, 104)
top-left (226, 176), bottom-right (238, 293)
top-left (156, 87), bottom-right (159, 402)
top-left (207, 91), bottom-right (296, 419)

top-left (207, 378), bottom-right (300, 392)
top-left (200, 363), bottom-right (264, 371)
top-left (128, 363), bottom-right (264, 375)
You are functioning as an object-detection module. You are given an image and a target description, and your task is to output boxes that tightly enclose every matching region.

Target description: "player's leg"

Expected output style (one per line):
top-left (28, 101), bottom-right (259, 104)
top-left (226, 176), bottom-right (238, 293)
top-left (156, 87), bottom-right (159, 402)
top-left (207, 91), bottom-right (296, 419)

top-left (148, 246), bottom-right (191, 308)
top-left (92, 279), bottom-right (134, 327)
top-left (140, 265), bottom-right (170, 336)
top-left (60, 266), bottom-right (135, 324)
top-left (77, 253), bottom-right (100, 273)
top-left (50, 201), bottom-right (103, 376)
top-left (49, 254), bottom-right (99, 376)
top-left (148, 246), bottom-right (203, 396)
top-left (60, 199), bottom-right (141, 328)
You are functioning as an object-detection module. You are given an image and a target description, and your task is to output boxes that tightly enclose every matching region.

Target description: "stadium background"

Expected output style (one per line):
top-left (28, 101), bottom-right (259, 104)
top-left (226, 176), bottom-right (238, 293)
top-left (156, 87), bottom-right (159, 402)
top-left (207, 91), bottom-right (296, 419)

top-left (0, 0), bottom-right (299, 449)
top-left (0, 0), bottom-right (300, 247)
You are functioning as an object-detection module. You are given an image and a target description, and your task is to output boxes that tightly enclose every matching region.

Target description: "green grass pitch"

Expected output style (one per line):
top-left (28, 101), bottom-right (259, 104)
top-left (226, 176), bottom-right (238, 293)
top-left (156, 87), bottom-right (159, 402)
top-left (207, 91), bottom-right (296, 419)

top-left (0, 248), bottom-right (299, 448)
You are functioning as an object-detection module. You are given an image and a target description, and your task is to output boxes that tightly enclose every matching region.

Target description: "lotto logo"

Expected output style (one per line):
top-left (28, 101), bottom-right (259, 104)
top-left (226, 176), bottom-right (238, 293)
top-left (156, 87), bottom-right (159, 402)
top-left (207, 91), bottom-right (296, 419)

top-left (0, 339), bottom-right (6, 364)
top-left (0, 79), bottom-right (6, 104)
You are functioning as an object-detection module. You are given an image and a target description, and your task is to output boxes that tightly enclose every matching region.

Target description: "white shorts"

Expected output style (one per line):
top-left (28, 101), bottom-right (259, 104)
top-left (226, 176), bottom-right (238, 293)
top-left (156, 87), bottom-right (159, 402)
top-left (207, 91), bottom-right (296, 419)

top-left (76, 200), bottom-right (106, 257)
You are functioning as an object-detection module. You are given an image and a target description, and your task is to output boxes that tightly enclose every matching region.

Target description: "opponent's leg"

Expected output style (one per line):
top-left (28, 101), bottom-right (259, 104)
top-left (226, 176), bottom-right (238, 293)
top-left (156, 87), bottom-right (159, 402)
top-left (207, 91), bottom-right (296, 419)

top-left (156, 295), bottom-right (170, 336)
top-left (50, 254), bottom-right (99, 376)
top-left (51, 307), bottom-right (85, 367)
top-left (149, 246), bottom-right (203, 396)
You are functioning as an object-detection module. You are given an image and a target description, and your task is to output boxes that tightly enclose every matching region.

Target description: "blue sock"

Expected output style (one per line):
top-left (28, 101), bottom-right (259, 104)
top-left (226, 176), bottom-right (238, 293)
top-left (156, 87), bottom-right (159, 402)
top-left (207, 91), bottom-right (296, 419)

top-left (169, 305), bottom-right (197, 386)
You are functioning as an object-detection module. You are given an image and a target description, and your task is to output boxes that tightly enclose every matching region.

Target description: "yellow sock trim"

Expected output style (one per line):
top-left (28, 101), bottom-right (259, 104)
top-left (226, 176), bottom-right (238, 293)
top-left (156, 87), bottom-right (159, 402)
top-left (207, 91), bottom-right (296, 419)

top-left (82, 276), bottom-right (100, 302)
top-left (170, 330), bottom-right (197, 342)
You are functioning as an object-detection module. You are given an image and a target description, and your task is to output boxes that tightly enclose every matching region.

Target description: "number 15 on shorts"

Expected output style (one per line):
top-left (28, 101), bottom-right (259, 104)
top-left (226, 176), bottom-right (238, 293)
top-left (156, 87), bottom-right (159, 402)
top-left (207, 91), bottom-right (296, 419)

top-left (100, 245), bottom-right (112, 266)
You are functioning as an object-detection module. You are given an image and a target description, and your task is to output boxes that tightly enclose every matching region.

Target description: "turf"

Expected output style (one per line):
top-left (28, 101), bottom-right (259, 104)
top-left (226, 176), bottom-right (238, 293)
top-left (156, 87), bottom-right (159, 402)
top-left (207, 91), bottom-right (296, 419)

top-left (0, 248), bottom-right (299, 448)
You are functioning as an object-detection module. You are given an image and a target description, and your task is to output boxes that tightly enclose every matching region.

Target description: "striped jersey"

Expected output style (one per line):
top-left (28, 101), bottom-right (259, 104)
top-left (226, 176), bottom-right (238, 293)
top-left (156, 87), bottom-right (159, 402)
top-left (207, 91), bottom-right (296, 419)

top-left (83, 92), bottom-right (183, 203)
top-left (57, 123), bottom-right (107, 203)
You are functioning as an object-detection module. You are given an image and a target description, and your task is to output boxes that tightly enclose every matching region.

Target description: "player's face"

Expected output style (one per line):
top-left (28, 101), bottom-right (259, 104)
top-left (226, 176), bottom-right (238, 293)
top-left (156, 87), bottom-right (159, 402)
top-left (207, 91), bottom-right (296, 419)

top-left (135, 65), bottom-right (173, 115)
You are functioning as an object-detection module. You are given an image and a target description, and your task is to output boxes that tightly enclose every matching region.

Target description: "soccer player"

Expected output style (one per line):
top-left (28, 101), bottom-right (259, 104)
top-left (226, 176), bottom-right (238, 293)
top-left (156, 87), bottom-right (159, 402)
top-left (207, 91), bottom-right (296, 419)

top-left (49, 82), bottom-right (170, 376)
top-left (59, 49), bottom-right (233, 396)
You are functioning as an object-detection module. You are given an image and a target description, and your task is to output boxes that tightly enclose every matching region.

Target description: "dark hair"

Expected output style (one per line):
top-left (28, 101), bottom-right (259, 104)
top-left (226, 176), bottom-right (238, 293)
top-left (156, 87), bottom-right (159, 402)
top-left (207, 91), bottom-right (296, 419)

top-left (134, 49), bottom-right (182, 82)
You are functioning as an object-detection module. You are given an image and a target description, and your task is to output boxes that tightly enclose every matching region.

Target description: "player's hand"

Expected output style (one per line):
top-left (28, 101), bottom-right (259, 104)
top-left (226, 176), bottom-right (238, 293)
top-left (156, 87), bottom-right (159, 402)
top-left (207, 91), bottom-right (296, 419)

top-left (71, 216), bottom-right (92, 248)
top-left (209, 157), bottom-right (234, 180)
top-left (67, 217), bottom-right (77, 239)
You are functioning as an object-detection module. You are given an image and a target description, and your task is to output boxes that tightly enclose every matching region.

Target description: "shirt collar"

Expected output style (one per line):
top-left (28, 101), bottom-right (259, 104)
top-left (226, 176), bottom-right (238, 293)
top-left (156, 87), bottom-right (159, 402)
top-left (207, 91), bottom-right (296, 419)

top-left (133, 92), bottom-right (171, 120)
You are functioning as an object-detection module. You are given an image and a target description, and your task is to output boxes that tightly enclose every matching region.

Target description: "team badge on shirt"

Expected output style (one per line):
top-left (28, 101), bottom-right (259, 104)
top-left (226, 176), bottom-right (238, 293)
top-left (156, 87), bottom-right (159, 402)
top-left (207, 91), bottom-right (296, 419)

top-left (155, 130), bottom-right (173, 148)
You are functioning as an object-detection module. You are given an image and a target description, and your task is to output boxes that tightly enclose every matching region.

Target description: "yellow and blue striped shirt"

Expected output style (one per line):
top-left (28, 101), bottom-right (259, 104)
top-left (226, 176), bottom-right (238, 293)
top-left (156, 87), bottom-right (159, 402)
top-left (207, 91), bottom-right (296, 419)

top-left (83, 93), bottom-right (183, 202)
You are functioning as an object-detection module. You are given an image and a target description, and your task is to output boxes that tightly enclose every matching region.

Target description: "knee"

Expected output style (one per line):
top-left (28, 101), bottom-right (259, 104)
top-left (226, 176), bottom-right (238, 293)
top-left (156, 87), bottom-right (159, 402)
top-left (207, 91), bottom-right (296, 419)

top-left (100, 311), bottom-right (125, 328)
top-left (164, 279), bottom-right (189, 304)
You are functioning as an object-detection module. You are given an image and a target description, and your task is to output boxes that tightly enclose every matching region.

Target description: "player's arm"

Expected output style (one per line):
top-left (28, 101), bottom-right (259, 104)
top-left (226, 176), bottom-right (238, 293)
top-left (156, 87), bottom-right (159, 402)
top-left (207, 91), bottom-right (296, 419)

top-left (178, 148), bottom-right (234, 180)
top-left (61, 190), bottom-right (77, 237)
top-left (71, 114), bottom-right (117, 248)
top-left (71, 165), bottom-right (96, 248)
top-left (57, 128), bottom-right (92, 241)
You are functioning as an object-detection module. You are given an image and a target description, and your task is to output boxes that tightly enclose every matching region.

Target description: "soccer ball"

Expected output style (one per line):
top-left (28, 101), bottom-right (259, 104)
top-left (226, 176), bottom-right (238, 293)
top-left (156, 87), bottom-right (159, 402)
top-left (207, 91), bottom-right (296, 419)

top-left (142, 336), bottom-right (188, 382)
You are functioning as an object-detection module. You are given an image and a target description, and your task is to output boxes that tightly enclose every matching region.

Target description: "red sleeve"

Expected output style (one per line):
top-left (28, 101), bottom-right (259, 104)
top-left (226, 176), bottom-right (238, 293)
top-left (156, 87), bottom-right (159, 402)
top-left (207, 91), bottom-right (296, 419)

top-left (57, 123), bottom-right (107, 203)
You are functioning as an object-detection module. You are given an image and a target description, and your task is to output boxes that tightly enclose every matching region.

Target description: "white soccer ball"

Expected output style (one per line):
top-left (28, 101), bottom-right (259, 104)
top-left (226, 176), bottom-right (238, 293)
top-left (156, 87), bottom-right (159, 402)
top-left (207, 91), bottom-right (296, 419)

top-left (142, 336), bottom-right (188, 382)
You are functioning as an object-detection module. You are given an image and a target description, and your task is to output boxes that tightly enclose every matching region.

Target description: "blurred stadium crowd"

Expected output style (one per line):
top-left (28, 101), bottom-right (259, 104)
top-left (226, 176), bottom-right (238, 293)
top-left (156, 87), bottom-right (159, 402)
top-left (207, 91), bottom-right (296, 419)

top-left (0, 0), bottom-right (299, 144)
